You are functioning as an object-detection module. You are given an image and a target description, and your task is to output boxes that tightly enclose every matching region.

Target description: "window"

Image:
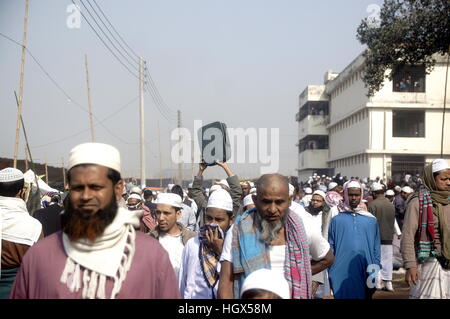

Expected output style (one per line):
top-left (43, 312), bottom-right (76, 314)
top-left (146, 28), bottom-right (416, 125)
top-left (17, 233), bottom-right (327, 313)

top-left (393, 65), bottom-right (426, 93)
top-left (393, 110), bottom-right (425, 137)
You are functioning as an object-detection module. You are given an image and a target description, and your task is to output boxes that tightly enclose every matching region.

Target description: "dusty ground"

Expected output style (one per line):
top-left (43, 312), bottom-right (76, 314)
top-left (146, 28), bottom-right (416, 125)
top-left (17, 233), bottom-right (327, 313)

top-left (372, 269), bottom-right (409, 299)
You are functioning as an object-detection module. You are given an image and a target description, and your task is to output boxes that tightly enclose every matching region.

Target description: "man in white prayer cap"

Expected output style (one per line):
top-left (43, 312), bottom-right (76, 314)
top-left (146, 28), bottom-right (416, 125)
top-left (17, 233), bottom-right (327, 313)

top-left (149, 193), bottom-right (196, 282)
top-left (402, 159), bottom-right (450, 299)
top-left (240, 268), bottom-right (290, 299)
top-left (179, 189), bottom-right (234, 299)
top-left (302, 187), bottom-right (313, 207)
top-left (0, 168), bottom-right (43, 299)
top-left (10, 142), bottom-right (179, 299)
top-left (368, 182), bottom-right (397, 291)
top-left (394, 186), bottom-right (414, 230)
top-left (190, 161), bottom-right (242, 231)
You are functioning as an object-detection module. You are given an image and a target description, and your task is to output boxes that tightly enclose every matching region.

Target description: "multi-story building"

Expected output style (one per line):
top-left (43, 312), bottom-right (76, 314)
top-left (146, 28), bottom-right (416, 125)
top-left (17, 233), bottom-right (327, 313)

top-left (296, 53), bottom-right (450, 182)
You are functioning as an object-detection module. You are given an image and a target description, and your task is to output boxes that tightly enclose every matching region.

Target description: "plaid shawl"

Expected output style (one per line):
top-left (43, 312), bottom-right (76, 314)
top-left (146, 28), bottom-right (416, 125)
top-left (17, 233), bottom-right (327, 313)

top-left (198, 225), bottom-right (224, 293)
top-left (416, 185), bottom-right (439, 263)
top-left (231, 208), bottom-right (311, 299)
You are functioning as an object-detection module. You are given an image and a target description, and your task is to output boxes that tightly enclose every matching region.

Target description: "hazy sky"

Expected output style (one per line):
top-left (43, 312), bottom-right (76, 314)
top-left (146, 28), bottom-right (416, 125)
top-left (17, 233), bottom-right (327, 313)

top-left (0, 0), bottom-right (383, 181)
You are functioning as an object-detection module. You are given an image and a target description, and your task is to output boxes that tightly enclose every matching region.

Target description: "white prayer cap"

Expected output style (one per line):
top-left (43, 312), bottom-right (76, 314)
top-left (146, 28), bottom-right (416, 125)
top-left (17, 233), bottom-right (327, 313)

top-left (167, 184), bottom-right (175, 191)
top-left (304, 187), bottom-right (312, 194)
top-left (319, 185), bottom-right (327, 192)
top-left (130, 186), bottom-right (142, 195)
top-left (371, 182), bottom-right (384, 192)
top-left (432, 159), bottom-right (450, 173)
top-left (217, 179), bottom-right (229, 188)
top-left (346, 181), bottom-right (361, 189)
top-left (243, 194), bottom-right (254, 207)
top-left (385, 190), bottom-right (395, 196)
top-left (155, 193), bottom-right (182, 208)
top-left (240, 268), bottom-right (290, 299)
top-left (394, 185), bottom-right (402, 192)
top-left (249, 182), bottom-right (255, 188)
top-left (210, 184), bottom-right (222, 193)
top-left (288, 183), bottom-right (294, 196)
top-left (188, 182), bottom-right (193, 189)
top-left (207, 189), bottom-right (233, 212)
top-left (249, 187), bottom-right (257, 195)
top-left (68, 142), bottom-right (121, 173)
top-left (127, 193), bottom-right (142, 201)
top-left (328, 182), bottom-right (338, 190)
top-left (401, 186), bottom-right (413, 194)
top-left (313, 190), bottom-right (326, 200)
top-left (0, 168), bottom-right (24, 182)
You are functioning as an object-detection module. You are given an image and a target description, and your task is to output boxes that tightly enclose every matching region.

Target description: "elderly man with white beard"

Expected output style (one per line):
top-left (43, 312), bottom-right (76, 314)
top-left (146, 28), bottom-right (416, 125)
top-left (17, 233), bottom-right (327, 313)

top-left (218, 174), bottom-right (319, 299)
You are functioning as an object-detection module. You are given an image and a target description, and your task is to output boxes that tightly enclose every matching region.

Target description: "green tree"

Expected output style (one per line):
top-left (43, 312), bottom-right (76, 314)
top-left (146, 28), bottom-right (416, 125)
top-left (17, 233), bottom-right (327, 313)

top-left (357, 0), bottom-right (450, 96)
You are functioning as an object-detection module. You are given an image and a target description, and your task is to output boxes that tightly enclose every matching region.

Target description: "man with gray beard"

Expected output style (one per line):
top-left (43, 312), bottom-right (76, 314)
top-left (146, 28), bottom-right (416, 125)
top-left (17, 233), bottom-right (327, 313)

top-left (218, 174), bottom-right (314, 299)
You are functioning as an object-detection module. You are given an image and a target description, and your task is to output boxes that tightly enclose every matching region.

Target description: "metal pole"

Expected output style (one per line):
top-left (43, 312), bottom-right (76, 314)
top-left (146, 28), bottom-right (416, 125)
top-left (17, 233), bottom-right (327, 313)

top-left (441, 50), bottom-right (449, 157)
top-left (13, 0), bottom-right (30, 168)
top-left (177, 110), bottom-right (182, 186)
top-left (45, 162), bottom-right (48, 184)
top-left (139, 58), bottom-right (146, 187)
top-left (84, 54), bottom-right (95, 142)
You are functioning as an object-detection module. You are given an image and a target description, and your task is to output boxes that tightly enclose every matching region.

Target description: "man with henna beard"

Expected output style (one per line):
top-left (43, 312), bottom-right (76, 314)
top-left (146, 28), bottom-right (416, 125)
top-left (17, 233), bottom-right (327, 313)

top-left (10, 142), bottom-right (179, 299)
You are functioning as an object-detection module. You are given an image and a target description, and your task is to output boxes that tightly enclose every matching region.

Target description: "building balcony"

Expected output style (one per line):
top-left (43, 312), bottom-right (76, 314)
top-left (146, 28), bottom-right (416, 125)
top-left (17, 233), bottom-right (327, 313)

top-left (298, 115), bottom-right (329, 140)
top-left (298, 149), bottom-right (329, 170)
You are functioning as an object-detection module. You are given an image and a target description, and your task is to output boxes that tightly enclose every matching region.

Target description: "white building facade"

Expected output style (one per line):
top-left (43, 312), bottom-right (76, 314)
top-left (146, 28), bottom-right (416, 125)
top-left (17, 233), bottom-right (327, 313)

top-left (297, 53), bottom-right (450, 182)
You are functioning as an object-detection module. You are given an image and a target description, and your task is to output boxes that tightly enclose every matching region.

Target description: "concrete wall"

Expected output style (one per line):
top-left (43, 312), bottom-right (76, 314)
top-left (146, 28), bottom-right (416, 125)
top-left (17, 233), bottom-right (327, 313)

top-left (298, 149), bottom-right (328, 170)
top-left (298, 115), bottom-right (329, 140)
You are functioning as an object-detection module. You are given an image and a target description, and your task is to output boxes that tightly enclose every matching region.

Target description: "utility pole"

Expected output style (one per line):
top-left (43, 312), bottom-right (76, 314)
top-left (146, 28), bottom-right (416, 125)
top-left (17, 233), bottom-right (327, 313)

top-left (24, 146), bottom-right (29, 171)
top-left (84, 54), bottom-right (95, 142)
top-left (157, 120), bottom-right (162, 188)
top-left (441, 48), bottom-right (449, 157)
top-left (45, 162), bottom-right (49, 184)
top-left (177, 110), bottom-right (182, 186)
top-left (139, 58), bottom-right (146, 188)
top-left (191, 139), bottom-right (194, 181)
top-left (62, 157), bottom-right (66, 190)
top-left (13, 0), bottom-right (30, 168)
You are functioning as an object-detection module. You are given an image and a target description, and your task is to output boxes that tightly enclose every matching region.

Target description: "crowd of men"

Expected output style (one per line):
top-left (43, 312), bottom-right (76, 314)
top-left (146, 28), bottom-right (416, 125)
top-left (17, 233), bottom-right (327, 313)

top-left (0, 142), bottom-right (449, 299)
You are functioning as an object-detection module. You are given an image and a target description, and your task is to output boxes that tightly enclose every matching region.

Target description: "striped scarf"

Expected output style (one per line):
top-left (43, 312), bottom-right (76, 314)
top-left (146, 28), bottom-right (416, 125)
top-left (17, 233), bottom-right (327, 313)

top-left (416, 185), bottom-right (440, 263)
top-left (231, 208), bottom-right (311, 299)
top-left (198, 225), bottom-right (224, 294)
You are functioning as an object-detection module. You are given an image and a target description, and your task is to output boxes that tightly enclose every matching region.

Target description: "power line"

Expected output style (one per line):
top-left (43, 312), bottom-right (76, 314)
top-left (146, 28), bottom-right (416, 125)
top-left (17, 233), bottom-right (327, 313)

top-left (91, 0), bottom-right (141, 61)
top-left (144, 68), bottom-right (177, 122)
top-left (71, 0), bottom-right (140, 80)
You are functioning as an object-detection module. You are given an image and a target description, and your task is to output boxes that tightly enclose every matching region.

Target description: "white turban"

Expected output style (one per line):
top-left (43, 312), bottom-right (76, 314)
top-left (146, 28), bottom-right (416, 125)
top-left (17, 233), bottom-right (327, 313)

top-left (240, 268), bottom-right (290, 299)
top-left (155, 193), bottom-right (182, 208)
top-left (371, 183), bottom-right (383, 192)
top-left (68, 142), bottom-right (121, 173)
top-left (207, 189), bottom-right (233, 212)
top-left (312, 190), bottom-right (326, 200)
top-left (304, 187), bottom-right (312, 194)
top-left (328, 182), bottom-right (338, 191)
top-left (432, 159), bottom-right (449, 173)
top-left (0, 168), bottom-right (24, 182)
top-left (401, 186), bottom-right (413, 194)
top-left (385, 190), bottom-right (395, 196)
top-left (243, 194), bottom-right (254, 207)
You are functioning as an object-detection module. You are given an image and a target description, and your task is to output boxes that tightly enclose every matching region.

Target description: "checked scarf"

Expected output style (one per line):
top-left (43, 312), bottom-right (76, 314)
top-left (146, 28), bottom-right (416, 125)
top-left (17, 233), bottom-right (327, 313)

top-left (198, 224), bottom-right (224, 294)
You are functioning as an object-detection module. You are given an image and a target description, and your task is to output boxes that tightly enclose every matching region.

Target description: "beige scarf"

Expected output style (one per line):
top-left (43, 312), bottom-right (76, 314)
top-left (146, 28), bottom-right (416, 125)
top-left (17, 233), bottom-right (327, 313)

top-left (60, 208), bottom-right (142, 299)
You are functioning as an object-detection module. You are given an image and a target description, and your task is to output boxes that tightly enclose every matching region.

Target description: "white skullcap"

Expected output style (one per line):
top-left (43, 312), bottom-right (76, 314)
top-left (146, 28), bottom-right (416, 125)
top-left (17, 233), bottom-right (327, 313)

top-left (0, 168), bottom-right (24, 183)
top-left (371, 183), bottom-right (384, 192)
top-left (432, 159), bottom-right (450, 173)
top-left (304, 187), bottom-right (312, 194)
top-left (328, 182), bottom-right (338, 190)
top-left (127, 193), bottom-right (142, 201)
top-left (188, 182), bottom-right (193, 189)
top-left (167, 184), bottom-right (175, 191)
top-left (243, 194), bottom-right (254, 207)
top-left (218, 179), bottom-right (229, 188)
top-left (288, 183), bottom-right (294, 196)
top-left (346, 181), bottom-right (361, 189)
top-left (385, 190), bottom-right (395, 196)
top-left (155, 193), bottom-right (182, 208)
top-left (68, 143), bottom-right (121, 173)
top-left (313, 190), bottom-right (326, 200)
top-left (130, 186), bottom-right (142, 195)
top-left (249, 182), bottom-right (255, 188)
top-left (207, 189), bottom-right (233, 211)
top-left (401, 186), bottom-right (413, 194)
top-left (319, 185), bottom-right (327, 192)
top-left (240, 268), bottom-right (290, 299)
top-left (210, 184), bottom-right (222, 193)
top-left (249, 187), bottom-right (257, 195)
top-left (394, 186), bottom-right (402, 192)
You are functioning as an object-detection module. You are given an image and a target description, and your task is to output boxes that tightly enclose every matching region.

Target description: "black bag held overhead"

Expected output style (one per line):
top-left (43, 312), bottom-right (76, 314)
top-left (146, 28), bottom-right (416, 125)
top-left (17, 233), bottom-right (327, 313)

top-left (197, 121), bottom-right (231, 166)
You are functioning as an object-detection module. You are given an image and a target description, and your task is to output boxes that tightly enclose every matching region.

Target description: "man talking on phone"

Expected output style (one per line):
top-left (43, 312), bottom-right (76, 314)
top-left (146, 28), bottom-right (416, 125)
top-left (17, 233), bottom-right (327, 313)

top-left (178, 189), bottom-right (234, 298)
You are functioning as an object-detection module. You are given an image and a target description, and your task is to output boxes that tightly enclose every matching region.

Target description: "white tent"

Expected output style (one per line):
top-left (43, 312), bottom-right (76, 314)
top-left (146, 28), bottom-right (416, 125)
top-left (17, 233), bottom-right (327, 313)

top-left (23, 169), bottom-right (61, 196)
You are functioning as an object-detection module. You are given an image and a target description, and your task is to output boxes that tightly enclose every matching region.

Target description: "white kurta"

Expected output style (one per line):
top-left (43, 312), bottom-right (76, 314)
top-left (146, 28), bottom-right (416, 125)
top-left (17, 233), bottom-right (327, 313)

top-left (178, 236), bottom-right (220, 299)
top-left (159, 232), bottom-right (184, 282)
